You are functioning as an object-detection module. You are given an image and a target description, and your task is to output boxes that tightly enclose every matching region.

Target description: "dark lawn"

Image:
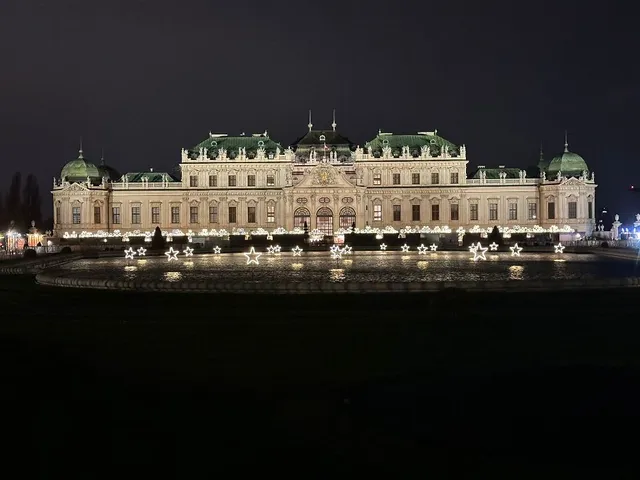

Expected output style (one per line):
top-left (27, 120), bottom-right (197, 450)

top-left (1, 276), bottom-right (639, 476)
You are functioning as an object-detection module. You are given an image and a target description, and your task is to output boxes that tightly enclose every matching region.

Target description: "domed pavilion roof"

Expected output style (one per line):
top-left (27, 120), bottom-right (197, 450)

top-left (60, 149), bottom-right (101, 183)
top-left (546, 137), bottom-right (589, 178)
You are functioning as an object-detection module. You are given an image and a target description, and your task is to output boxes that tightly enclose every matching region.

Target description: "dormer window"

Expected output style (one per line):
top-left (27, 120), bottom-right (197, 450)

top-left (319, 134), bottom-right (326, 142)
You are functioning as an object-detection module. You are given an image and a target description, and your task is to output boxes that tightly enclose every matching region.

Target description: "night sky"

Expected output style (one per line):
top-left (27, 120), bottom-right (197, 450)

top-left (1, 0), bottom-right (638, 219)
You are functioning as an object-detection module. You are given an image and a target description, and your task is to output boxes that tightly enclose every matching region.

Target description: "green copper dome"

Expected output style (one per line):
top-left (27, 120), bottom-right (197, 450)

top-left (60, 149), bottom-right (101, 183)
top-left (546, 143), bottom-right (589, 178)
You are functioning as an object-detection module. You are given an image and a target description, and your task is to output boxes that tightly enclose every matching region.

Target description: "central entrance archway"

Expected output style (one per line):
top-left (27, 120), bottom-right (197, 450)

top-left (293, 207), bottom-right (310, 229)
top-left (339, 206), bottom-right (356, 230)
top-left (316, 207), bottom-right (334, 236)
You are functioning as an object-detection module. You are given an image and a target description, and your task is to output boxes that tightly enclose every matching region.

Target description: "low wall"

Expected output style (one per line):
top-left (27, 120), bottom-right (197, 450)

top-left (35, 271), bottom-right (640, 294)
top-left (0, 254), bottom-right (82, 275)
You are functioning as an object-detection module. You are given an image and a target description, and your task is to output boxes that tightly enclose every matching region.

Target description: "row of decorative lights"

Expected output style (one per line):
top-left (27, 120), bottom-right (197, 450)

top-left (124, 241), bottom-right (566, 264)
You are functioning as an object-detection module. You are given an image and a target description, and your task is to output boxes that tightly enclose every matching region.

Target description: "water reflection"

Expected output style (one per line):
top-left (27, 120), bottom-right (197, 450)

top-left (124, 265), bottom-right (137, 272)
top-left (508, 265), bottom-right (524, 280)
top-left (329, 268), bottom-right (346, 282)
top-left (417, 261), bottom-right (428, 270)
top-left (291, 263), bottom-right (303, 270)
top-left (164, 272), bottom-right (183, 282)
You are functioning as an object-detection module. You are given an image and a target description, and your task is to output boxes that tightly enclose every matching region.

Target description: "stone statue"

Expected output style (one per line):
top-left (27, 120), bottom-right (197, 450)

top-left (276, 146), bottom-right (281, 156)
top-left (541, 171), bottom-right (546, 181)
top-left (636, 214), bottom-right (640, 222)
top-left (615, 214), bottom-right (620, 221)
top-left (421, 145), bottom-right (429, 157)
top-left (366, 145), bottom-right (373, 156)
top-left (556, 171), bottom-right (562, 181)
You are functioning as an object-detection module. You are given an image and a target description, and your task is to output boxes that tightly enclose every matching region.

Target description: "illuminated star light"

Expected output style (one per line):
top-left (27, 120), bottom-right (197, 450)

top-left (401, 244), bottom-right (410, 252)
top-left (341, 245), bottom-right (353, 255)
top-left (468, 243), bottom-right (477, 253)
top-left (165, 247), bottom-right (179, 261)
top-left (417, 244), bottom-right (428, 255)
top-left (489, 242), bottom-right (499, 251)
top-left (331, 249), bottom-right (343, 260)
top-left (429, 244), bottom-right (438, 252)
top-left (330, 244), bottom-right (342, 254)
top-left (273, 245), bottom-right (282, 254)
top-left (379, 243), bottom-right (387, 251)
top-left (136, 247), bottom-right (147, 256)
top-left (124, 247), bottom-right (136, 259)
top-left (183, 246), bottom-right (194, 257)
top-left (291, 245), bottom-right (303, 256)
top-left (266, 245), bottom-right (275, 255)
top-left (510, 243), bottom-right (523, 257)
top-left (244, 246), bottom-right (262, 265)
top-left (554, 243), bottom-right (565, 254)
top-left (213, 245), bottom-right (222, 254)
top-left (473, 243), bottom-right (488, 261)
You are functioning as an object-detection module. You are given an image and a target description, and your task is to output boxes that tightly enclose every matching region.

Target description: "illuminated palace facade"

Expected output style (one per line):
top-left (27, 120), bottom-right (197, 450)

top-left (52, 119), bottom-right (597, 238)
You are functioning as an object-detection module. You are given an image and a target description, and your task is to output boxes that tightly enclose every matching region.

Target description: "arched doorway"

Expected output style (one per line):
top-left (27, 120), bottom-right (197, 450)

top-left (293, 207), bottom-right (311, 229)
top-left (339, 206), bottom-right (356, 229)
top-left (316, 207), bottom-right (334, 236)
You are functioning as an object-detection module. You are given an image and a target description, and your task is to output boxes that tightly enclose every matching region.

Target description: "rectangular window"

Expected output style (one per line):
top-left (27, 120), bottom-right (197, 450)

top-left (373, 173), bottom-right (381, 185)
top-left (431, 172), bottom-right (439, 184)
top-left (373, 204), bottom-right (382, 222)
top-left (393, 173), bottom-right (401, 185)
top-left (450, 172), bottom-right (459, 184)
top-left (267, 205), bottom-right (275, 223)
top-left (189, 175), bottom-right (198, 187)
top-left (393, 205), bottom-right (401, 222)
top-left (470, 204), bottom-right (478, 221)
top-left (247, 206), bottom-right (256, 223)
top-left (508, 202), bottom-right (518, 221)
top-left (112, 207), bottom-right (121, 224)
top-left (528, 202), bottom-right (537, 220)
top-left (151, 206), bottom-right (160, 224)
top-left (171, 206), bottom-right (180, 224)
top-left (450, 204), bottom-right (459, 221)
top-left (55, 206), bottom-right (61, 224)
top-left (190, 206), bottom-right (199, 223)
top-left (209, 175), bottom-right (217, 187)
top-left (548, 202), bottom-right (555, 220)
top-left (568, 201), bottom-right (577, 219)
top-left (431, 204), bottom-right (440, 221)
top-left (131, 206), bottom-right (141, 224)
top-left (228, 206), bottom-right (237, 223)
top-left (93, 206), bottom-right (101, 224)
top-left (412, 173), bottom-right (420, 185)
top-left (209, 205), bottom-right (218, 223)
top-left (588, 201), bottom-right (593, 219)
top-left (247, 175), bottom-right (256, 187)
top-left (72, 207), bottom-right (81, 224)
top-left (266, 175), bottom-right (275, 186)
top-left (489, 203), bottom-right (498, 221)
top-left (228, 175), bottom-right (236, 187)
top-left (412, 204), bottom-right (420, 222)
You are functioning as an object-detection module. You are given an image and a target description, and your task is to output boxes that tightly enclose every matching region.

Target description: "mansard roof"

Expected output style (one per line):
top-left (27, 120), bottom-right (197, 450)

top-left (291, 130), bottom-right (355, 148)
top-left (120, 172), bottom-right (178, 182)
top-left (188, 133), bottom-right (283, 160)
top-left (365, 131), bottom-right (459, 157)
top-left (470, 165), bottom-right (540, 179)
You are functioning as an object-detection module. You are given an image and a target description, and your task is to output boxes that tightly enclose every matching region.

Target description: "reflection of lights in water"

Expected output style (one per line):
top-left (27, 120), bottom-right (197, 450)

top-left (489, 255), bottom-right (499, 261)
top-left (553, 259), bottom-right (567, 263)
top-left (417, 261), bottom-right (428, 270)
top-left (291, 263), bottom-right (303, 270)
top-left (401, 255), bottom-right (411, 261)
top-left (164, 272), bottom-right (183, 282)
top-left (137, 259), bottom-right (147, 266)
top-left (329, 268), bottom-right (345, 282)
top-left (508, 265), bottom-right (524, 280)
top-left (342, 259), bottom-right (353, 266)
top-left (124, 265), bottom-right (137, 272)
top-left (184, 261), bottom-right (194, 269)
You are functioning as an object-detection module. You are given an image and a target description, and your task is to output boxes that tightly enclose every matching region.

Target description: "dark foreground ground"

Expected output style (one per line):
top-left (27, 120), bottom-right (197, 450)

top-left (2, 275), bottom-right (640, 477)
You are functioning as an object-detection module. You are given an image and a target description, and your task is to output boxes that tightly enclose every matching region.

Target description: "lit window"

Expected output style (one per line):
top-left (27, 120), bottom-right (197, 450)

top-left (72, 207), bottom-right (81, 224)
top-left (373, 173), bottom-right (381, 185)
top-left (267, 175), bottom-right (275, 186)
top-left (267, 205), bottom-right (275, 223)
top-left (373, 204), bottom-right (382, 222)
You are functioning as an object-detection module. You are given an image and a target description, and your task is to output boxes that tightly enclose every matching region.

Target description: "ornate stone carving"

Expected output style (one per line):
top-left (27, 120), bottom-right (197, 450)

top-left (312, 165), bottom-right (336, 186)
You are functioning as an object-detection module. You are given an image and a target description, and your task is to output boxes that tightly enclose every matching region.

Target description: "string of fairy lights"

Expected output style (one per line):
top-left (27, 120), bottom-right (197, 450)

top-left (122, 241), bottom-right (567, 264)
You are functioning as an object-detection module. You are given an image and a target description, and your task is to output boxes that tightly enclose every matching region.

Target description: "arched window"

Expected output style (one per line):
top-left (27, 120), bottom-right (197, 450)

top-left (339, 206), bottom-right (356, 229)
top-left (316, 207), bottom-right (334, 236)
top-left (294, 207), bottom-right (310, 229)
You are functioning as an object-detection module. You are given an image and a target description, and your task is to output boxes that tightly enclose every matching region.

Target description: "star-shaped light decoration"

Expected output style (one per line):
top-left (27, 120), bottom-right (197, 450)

top-left (554, 242), bottom-right (565, 254)
top-left (341, 245), bottom-right (352, 255)
top-left (473, 243), bottom-right (488, 261)
top-left (331, 249), bottom-right (343, 260)
top-left (124, 247), bottom-right (136, 259)
top-left (417, 244), bottom-right (428, 255)
top-left (266, 245), bottom-right (275, 255)
top-left (379, 243), bottom-right (387, 251)
top-left (330, 244), bottom-right (342, 254)
top-left (291, 246), bottom-right (303, 256)
top-left (183, 246), bottom-right (194, 257)
top-left (165, 247), bottom-right (179, 261)
top-left (136, 247), bottom-right (147, 256)
top-left (429, 244), bottom-right (438, 252)
top-left (244, 246), bottom-right (261, 265)
top-left (401, 244), bottom-right (410, 252)
top-left (509, 243), bottom-right (523, 257)
top-left (489, 242), bottom-right (499, 251)
top-left (212, 245), bottom-right (221, 254)
top-left (468, 243), bottom-right (477, 253)
top-left (273, 245), bottom-right (282, 254)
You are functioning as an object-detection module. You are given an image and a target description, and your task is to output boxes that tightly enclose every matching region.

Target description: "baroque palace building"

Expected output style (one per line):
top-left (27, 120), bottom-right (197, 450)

top-left (52, 115), bottom-right (596, 238)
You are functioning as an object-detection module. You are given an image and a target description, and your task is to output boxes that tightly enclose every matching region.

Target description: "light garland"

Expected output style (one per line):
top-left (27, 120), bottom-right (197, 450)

top-left (429, 244), bottom-right (438, 252)
top-left (510, 243), bottom-right (523, 256)
top-left (165, 247), bottom-right (179, 261)
top-left (401, 244), bottom-right (410, 252)
top-left (417, 244), bottom-right (428, 255)
top-left (379, 243), bottom-right (387, 250)
top-left (137, 247), bottom-right (147, 256)
top-left (244, 246), bottom-right (261, 265)
top-left (554, 243), bottom-right (565, 254)
top-left (489, 242), bottom-right (499, 251)
top-left (183, 246), bottom-right (194, 257)
top-left (473, 243), bottom-right (488, 261)
top-left (291, 246), bottom-right (303, 256)
top-left (124, 247), bottom-right (136, 259)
